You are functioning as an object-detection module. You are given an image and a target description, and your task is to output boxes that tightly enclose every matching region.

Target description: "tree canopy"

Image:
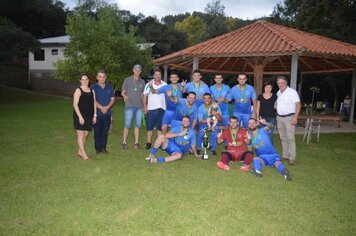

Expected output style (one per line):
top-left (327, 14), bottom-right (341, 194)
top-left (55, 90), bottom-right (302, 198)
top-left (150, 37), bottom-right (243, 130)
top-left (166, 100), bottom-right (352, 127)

top-left (54, 4), bottom-right (153, 85)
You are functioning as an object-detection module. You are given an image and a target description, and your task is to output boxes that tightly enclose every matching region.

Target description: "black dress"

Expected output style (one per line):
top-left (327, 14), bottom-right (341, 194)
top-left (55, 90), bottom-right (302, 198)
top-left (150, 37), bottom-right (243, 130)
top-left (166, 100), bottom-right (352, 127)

top-left (73, 87), bottom-right (94, 131)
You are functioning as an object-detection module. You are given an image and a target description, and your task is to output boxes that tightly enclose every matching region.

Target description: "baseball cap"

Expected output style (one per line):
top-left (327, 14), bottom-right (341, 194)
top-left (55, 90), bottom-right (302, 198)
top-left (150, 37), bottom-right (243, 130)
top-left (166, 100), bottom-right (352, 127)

top-left (133, 64), bottom-right (142, 71)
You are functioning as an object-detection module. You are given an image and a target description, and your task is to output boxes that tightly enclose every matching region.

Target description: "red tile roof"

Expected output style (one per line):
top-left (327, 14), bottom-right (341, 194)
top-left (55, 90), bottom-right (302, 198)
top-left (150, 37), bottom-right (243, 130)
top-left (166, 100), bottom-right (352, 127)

top-left (154, 20), bottom-right (356, 74)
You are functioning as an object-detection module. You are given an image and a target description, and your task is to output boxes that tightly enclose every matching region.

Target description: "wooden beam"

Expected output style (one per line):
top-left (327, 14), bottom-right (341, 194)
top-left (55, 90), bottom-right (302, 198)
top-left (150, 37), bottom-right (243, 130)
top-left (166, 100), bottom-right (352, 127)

top-left (298, 57), bottom-right (314, 71)
top-left (253, 64), bottom-right (264, 95)
top-left (163, 65), bottom-right (168, 82)
top-left (217, 57), bottom-right (231, 70)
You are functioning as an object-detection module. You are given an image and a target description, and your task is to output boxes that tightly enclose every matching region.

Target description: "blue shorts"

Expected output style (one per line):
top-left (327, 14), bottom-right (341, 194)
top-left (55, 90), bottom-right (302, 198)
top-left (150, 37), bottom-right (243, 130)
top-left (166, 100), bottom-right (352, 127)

top-left (125, 107), bottom-right (142, 128)
top-left (259, 154), bottom-right (281, 167)
top-left (162, 110), bottom-right (174, 126)
top-left (233, 113), bottom-right (251, 128)
top-left (164, 139), bottom-right (183, 155)
top-left (146, 108), bottom-right (165, 131)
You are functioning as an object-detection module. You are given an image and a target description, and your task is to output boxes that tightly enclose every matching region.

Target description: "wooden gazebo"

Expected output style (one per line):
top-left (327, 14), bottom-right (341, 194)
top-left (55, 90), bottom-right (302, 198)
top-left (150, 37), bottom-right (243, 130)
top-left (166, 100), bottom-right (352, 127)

top-left (154, 20), bottom-right (356, 122)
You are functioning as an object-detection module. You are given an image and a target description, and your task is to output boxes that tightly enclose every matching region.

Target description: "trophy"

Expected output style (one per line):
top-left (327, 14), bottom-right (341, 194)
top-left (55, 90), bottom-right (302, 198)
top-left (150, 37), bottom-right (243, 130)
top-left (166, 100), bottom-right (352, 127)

top-left (202, 128), bottom-right (210, 160)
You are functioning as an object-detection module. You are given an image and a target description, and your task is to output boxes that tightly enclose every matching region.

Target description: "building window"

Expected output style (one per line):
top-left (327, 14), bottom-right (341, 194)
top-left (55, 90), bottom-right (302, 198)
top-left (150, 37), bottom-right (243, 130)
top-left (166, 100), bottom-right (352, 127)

top-left (52, 49), bottom-right (58, 55)
top-left (34, 49), bottom-right (45, 61)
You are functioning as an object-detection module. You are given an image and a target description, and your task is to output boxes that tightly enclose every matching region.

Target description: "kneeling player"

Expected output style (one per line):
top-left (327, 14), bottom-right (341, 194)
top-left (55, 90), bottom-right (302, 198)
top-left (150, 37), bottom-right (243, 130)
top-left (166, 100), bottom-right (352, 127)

top-left (147, 116), bottom-right (201, 163)
top-left (246, 118), bottom-right (292, 181)
top-left (216, 116), bottom-right (253, 171)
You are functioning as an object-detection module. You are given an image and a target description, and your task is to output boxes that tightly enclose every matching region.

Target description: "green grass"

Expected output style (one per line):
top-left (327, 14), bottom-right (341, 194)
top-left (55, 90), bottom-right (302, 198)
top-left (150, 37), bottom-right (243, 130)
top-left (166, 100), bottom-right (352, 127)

top-left (0, 87), bottom-right (355, 235)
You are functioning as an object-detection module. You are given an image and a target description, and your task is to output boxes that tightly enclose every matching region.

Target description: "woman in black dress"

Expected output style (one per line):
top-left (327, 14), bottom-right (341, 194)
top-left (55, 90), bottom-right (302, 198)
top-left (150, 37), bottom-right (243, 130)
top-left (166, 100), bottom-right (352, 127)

top-left (73, 74), bottom-right (97, 160)
top-left (256, 80), bottom-right (277, 144)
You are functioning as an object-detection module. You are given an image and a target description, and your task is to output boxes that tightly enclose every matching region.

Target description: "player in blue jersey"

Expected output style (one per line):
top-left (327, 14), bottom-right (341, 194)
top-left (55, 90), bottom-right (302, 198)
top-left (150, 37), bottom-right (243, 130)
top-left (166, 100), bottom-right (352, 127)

top-left (246, 118), bottom-right (292, 181)
top-left (229, 73), bottom-right (257, 128)
top-left (170, 91), bottom-right (198, 129)
top-left (197, 93), bottom-right (221, 155)
top-left (146, 116), bottom-right (201, 163)
top-left (209, 74), bottom-right (231, 127)
top-left (183, 69), bottom-right (210, 107)
top-left (153, 71), bottom-right (186, 134)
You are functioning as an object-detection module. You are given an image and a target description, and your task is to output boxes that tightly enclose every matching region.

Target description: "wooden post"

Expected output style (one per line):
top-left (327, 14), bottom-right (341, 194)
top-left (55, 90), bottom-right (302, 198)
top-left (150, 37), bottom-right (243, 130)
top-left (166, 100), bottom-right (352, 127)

top-left (192, 57), bottom-right (199, 81)
top-left (253, 64), bottom-right (264, 95)
top-left (350, 69), bottom-right (356, 123)
top-left (163, 65), bottom-right (168, 82)
top-left (290, 53), bottom-right (298, 89)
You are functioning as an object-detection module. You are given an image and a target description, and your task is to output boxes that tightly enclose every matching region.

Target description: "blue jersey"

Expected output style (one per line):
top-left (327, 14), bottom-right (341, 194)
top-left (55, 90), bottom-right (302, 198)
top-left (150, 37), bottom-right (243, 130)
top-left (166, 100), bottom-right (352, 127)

top-left (209, 84), bottom-right (230, 116)
top-left (170, 126), bottom-right (196, 153)
top-left (184, 82), bottom-right (210, 107)
top-left (197, 104), bottom-right (221, 127)
top-left (230, 84), bottom-right (256, 115)
top-left (157, 83), bottom-right (183, 111)
top-left (172, 98), bottom-right (198, 122)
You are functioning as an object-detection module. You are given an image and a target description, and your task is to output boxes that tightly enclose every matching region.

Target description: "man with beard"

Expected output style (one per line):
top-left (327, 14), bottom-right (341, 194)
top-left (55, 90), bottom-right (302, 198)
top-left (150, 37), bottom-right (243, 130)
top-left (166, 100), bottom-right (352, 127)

top-left (169, 91), bottom-right (198, 129)
top-left (183, 69), bottom-right (210, 107)
top-left (246, 118), bottom-right (292, 181)
top-left (146, 116), bottom-right (201, 163)
top-left (216, 116), bottom-right (253, 172)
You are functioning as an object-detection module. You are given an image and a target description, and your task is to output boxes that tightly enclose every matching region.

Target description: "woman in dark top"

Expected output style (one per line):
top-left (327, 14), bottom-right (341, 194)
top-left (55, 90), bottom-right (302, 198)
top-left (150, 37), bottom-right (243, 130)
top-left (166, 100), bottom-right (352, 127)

top-left (73, 73), bottom-right (97, 160)
top-left (256, 80), bottom-right (277, 144)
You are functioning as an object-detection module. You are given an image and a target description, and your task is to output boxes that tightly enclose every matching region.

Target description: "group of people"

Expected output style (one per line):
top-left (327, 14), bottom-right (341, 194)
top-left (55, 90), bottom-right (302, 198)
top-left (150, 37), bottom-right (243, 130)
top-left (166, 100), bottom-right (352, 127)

top-left (72, 64), bottom-right (301, 181)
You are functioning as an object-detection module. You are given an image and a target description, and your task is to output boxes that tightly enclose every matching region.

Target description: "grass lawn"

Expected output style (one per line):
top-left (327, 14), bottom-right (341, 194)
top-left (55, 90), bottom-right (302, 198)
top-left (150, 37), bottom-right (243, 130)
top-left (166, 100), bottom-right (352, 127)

top-left (0, 87), bottom-right (355, 235)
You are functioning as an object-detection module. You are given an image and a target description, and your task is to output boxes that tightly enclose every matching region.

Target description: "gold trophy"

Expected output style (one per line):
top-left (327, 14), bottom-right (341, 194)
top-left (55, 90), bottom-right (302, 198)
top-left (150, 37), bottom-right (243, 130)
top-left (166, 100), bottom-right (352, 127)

top-left (202, 128), bottom-right (210, 160)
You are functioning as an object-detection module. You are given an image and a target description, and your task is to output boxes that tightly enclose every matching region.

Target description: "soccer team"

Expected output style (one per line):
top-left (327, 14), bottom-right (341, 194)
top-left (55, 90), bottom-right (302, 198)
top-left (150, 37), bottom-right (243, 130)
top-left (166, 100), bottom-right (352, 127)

top-left (73, 65), bottom-right (301, 181)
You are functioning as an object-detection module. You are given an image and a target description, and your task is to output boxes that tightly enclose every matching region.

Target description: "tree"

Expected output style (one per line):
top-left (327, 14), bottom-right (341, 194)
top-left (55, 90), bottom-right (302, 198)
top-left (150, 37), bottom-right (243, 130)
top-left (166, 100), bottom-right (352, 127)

top-left (204, 0), bottom-right (228, 38)
top-left (54, 5), bottom-right (153, 87)
top-left (175, 15), bottom-right (206, 45)
top-left (138, 16), bottom-right (188, 56)
top-left (0, 18), bottom-right (39, 62)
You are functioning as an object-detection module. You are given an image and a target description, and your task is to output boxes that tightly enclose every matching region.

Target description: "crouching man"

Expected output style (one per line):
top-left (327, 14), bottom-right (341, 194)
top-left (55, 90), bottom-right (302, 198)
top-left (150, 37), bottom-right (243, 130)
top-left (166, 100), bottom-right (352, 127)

top-left (247, 118), bottom-right (292, 181)
top-left (146, 116), bottom-right (201, 163)
top-left (216, 116), bottom-right (253, 172)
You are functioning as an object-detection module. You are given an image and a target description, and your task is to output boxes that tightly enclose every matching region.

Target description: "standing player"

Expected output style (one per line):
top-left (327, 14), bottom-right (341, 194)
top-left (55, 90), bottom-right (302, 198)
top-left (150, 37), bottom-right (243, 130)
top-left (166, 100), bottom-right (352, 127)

top-left (183, 69), bottom-right (210, 107)
top-left (153, 71), bottom-right (186, 135)
top-left (210, 74), bottom-right (231, 128)
top-left (216, 116), bottom-right (253, 172)
top-left (229, 73), bottom-right (257, 128)
top-left (246, 118), bottom-right (292, 181)
top-left (146, 116), bottom-right (201, 163)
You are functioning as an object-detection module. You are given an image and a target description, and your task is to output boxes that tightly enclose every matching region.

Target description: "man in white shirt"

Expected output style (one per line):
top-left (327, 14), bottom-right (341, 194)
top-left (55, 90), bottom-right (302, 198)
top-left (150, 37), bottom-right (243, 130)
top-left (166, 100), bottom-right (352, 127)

top-left (143, 69), bottom-right (167, 149)
top-left (276, 76), bottom-right (301, 165)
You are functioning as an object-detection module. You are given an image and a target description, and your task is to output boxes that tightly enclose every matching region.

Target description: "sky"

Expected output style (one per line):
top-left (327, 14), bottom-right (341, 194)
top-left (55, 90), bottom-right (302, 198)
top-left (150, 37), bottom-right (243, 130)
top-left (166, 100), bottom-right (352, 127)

top-left (62, 0), bottom-right (281, 20)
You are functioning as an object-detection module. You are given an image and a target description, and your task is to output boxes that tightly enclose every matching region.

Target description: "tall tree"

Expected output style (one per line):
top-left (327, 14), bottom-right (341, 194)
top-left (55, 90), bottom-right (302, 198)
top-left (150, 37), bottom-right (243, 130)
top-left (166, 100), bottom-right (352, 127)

top-left (54, 4), bottom-right (153, 86)
top-left (204, 0), bottom-right (228, 38)
top-left (175, 15), bottom-right (206, 46)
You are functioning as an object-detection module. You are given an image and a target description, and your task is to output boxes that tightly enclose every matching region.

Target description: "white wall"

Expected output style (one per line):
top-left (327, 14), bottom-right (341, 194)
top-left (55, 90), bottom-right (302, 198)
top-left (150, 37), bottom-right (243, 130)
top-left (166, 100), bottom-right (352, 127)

top-left (29, 46), bottom-right (66, 71)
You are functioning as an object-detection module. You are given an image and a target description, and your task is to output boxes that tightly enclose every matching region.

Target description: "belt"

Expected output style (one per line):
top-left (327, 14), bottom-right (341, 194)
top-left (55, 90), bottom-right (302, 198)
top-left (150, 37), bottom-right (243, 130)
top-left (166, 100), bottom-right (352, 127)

top-left (277, 113), bottom-right (295, 117)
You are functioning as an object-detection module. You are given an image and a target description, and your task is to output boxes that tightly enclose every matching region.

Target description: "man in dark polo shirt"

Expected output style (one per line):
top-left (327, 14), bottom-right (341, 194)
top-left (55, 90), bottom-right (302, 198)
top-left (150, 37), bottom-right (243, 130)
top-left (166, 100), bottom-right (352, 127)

top-left (91, 70), bottom-right (115, 154)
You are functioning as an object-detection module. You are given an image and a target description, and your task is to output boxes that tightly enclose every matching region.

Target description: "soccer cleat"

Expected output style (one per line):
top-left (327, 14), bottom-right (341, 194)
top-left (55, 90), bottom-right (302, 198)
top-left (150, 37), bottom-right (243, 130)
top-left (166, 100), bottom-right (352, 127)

top-left (240, 165), bottom-right (250, 172)
top-left (197, 150), bottom-right (201, 155)
top-left (134, 143), bottom-right (140, 149)
top-left (249, 167), bottom-right (263, 177)
top-left (146, 143), bottom-right (152, 150)
top-left (216, 161), bottom-right (230, 171)
top-left (211, 150), bottom-right (217, 155)
top-left (282, 168), bottom-right (292, 181)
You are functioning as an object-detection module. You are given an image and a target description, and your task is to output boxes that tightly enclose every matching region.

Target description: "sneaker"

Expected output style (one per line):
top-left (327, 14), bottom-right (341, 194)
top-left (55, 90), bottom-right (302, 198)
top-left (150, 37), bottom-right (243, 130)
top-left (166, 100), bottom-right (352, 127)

top-left (96, 149), bottom-right (101, 154)
top-left (197, 150), bottom-right (201, 155)
top-left (282, 168), bottom-right (292, 181)
top-left (121, 143), bottom-right (127, 150)
top-left (249, 167), bottom-right (263, 177)
top-left (282, 156), bottom-right (289, 161)
top-left (211, 150), bottom-right (217, 155)
top-left (216, 161), bottom-right (230, 171)
top-left (145, 154), bottom-right (154, 161)
top-left (288, 160), bottom-right (296, 165)
top-left (240, 165), bottom-right (250, 172)
top-left (146, 143), bottom-right (152, 150)
top-left (134, 143), bottom-right (140, 149)
top-left (148, 156), bottom-right (157, 164)
top-left (102, 149), bottom-right (109, 154)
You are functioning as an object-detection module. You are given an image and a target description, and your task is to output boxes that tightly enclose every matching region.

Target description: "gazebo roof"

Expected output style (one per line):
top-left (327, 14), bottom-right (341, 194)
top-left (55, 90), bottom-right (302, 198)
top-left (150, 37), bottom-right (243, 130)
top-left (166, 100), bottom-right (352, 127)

top-left (154, 20), bottom-right (356, 74)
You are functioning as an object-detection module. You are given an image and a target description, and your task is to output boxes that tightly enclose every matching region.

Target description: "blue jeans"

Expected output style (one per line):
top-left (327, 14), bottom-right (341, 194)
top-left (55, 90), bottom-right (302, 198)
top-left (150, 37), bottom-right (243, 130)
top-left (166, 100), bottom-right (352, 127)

top-left (259, 117), bottom-right (276, 145)
top-left (94, 113), bottom-right (111, 151)
top-left (125, 107), bottom-right (142, 128)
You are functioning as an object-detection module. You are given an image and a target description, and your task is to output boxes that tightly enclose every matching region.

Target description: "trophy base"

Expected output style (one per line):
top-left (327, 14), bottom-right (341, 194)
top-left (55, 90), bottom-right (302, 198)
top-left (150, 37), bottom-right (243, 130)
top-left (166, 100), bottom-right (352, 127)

top-left (203, 154), bottom-right (209, 160)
